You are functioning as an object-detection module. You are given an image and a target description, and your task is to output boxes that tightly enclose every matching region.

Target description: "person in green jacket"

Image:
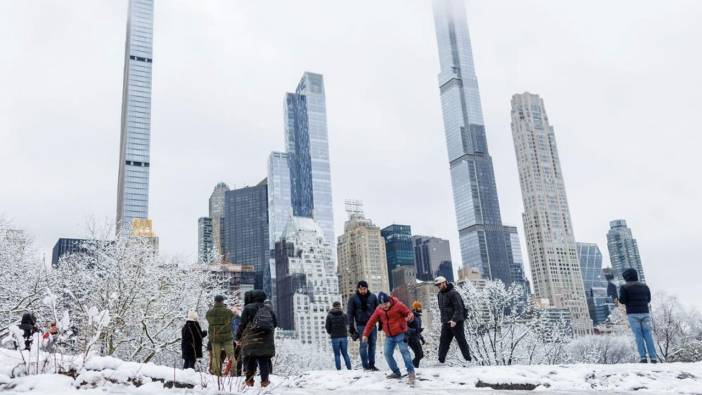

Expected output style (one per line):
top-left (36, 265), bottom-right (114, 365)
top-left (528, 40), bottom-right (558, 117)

top-left (206, 295), bottom-right (235, 376)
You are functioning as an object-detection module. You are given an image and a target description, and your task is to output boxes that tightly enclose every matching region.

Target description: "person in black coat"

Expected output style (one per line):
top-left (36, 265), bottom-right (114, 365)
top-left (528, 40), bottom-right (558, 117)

top-left (346, 280), bottom-right (379, 370)
top-left (325, 301), bottom-right (352, 370)
top-left (619, 268), bottom-right (658, 363)
top-left (435, 276), bottom-right (471, 363)
top-left (236, 290), bottom-right (277, 388)
top-left (181, 310), bottom-right (207, 370)
top-left (18, 312), bottom-right (39, 350)
top-left (406, 301), bottom-right (425, 368)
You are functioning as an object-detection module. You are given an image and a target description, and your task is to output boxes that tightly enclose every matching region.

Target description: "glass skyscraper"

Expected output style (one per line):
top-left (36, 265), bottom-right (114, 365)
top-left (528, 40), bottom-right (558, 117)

top-left (198, 217), bottom-right (213, 264)
top-left (116, 0), bottom-right (154, 233)
top-left (431, 0), bottom-right (517, 285)
top-left (412, 235), bottom-right (454, 282)
top-left (381, 224), bottom-right (415, 290)
top-left (267, 151), bottom-right (293, 308)
top-left (577, 242), bottom-right (611, 325)
top-left (209, 182), bottom-right (230, 260)
top-left (607, 219), bottom-right (646, 283)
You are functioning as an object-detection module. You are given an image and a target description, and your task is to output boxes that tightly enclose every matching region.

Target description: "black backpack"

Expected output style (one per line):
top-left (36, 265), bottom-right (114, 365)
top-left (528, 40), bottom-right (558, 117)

top-left (250, 305), bottom-right (274, 332)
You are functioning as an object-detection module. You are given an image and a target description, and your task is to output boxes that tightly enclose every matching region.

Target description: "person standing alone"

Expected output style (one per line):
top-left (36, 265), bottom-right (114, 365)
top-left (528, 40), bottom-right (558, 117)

top-left (619, 268), bottom-right (658, 363)
top-left (325, 301), bottom-right (352, 370)
top-left (347, 280), bottom-right (379, 371)
top-left (435, 276), bottom-right (472, 363)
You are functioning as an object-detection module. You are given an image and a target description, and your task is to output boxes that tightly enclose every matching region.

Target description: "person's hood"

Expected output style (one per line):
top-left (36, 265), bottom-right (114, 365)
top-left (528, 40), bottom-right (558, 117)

top-left (440, 282), bottom-right (455, 293)
top-left (622, 268), bottom-right (639, 282)
top-left (244, 290), bottom-right (254, 305)
top-left (330, 307), bottom-right (343, 315)
top-left (21, 312), bottom-right (34, 325)
top-left (250, 290), bottom-right (267, 303)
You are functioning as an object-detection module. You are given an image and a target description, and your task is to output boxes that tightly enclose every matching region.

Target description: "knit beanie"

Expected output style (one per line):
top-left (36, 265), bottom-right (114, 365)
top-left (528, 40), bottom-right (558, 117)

top-left (187, 310), bottom-right (198, 321)
top-left (412, 301), bottom-right (423, 311)
top-left (377, 292), bottom-right (390, 304)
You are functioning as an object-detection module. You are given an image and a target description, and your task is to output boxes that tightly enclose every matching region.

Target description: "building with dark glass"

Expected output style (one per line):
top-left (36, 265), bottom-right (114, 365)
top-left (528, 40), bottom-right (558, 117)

top-left (607, 219), bottom-right (646, 283)
top-left (576, 242), bottom-right (612, 325)
top-left (381, 224), bottom-right (415, 290)
top-left (412, 235), bottom-right (454, 282)
top-left (51, 238), bottom-right (93, 267)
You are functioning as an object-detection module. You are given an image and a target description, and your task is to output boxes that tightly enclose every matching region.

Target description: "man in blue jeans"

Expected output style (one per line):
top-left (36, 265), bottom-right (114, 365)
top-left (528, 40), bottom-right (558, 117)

top-left (347, 281), bottom-right (379, 371)
top-left (619, 268), bottom-right (658, 363)
top-left (326, 301), bottom-right (352, 370)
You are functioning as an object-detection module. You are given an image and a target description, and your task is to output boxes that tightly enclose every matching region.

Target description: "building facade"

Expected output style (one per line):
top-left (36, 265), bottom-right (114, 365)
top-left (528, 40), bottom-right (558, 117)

top-left (510, 92), bottom-right (592, 335)
top-left (412, 236), bottom-right (454, 282)
top-left (337, 201), bottom-right (390, 307)
top-left (223, 181), bottom-right (269, 291)
top-left (381, 224), bottom-right (415, 290)
top-left (267, 152), bottom-right (293, 308)
top-left (209, 182), bottom-right (230, 261)
top-left (51, 238), bottom-right (93, 267)
top-left (607, 219), bottom-right (646, 283)
top-left (198, 217), bottom-right (214, 264)
top-left (576, 242), bottom-right (610, 325)
top-left (431, 0), bottom-right (517, 286)
top-left (116, 0), bottom-right (154, 233)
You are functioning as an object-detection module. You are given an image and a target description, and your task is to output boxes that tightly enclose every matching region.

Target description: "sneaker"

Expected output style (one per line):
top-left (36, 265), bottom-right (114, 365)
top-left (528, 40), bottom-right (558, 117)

top-left (407, 372), bottom-right (416, 385)
top-left (650, 359), bottom-right (659, 364)
top-left (244, 378), bottom-right (255, 387)
top-left (369, 365), bottom-right (380, 372)
top-left (261, 380), bottom-right (270, 388)
top-left (639, 359), bottom-right (649, 363)
top-left (386, 372), bottom-right (402, 379)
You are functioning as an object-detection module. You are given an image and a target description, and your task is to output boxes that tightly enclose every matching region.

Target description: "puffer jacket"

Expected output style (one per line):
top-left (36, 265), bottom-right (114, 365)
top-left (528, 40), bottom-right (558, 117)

top-left (619, 268), bottom-right (651, 314)
top-left (362, 297), bottom-right (413, 338)
top-left (437, 283), bottom-right (466, 324)
top-left (325, 308), bottom-right (348, 338)
top-left (236, 290), bottom-right (277, 358)
top-left (206, 302), bottom-right (234, 344)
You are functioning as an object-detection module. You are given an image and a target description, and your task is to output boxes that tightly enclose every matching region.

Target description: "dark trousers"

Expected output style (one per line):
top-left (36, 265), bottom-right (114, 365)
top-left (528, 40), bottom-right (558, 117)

top-left (407, 336), bottom-right (424, 368)
top-left (183, 358), bottom-right (196, 370)
top-left (438, 321), bottom-right (471, 363)
top-left (245, 356), bottom-right (271, 382)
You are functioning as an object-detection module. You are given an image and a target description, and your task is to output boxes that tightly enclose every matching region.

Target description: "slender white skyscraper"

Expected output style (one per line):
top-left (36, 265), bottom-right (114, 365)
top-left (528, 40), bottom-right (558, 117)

top-left (510, 92), bottom-right (592, 335)
top-left (116, 0), bottom-right (154, 233)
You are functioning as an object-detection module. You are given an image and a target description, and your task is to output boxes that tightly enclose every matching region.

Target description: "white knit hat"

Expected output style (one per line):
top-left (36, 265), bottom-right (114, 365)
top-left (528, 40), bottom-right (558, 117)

top-left (187, 310), bottom-right (198, 321)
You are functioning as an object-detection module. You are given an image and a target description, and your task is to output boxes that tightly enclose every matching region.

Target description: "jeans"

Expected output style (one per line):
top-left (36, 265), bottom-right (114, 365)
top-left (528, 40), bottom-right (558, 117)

top-left (245, 356), bottom-right (271, 383)
top-left (628, 313), bottom-right (658, 361)
top-left (331, 337), bottom-right (352, 370)
top-left (357, 324), bottom-right (377, 369)
top-left (438, 321), bottom-right (471, 363)
top-left (383, 333), bottom-right (414, 375)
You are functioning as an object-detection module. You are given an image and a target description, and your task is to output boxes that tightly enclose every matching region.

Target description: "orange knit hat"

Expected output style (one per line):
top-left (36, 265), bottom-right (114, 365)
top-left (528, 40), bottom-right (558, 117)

top-left (412, 301), bottom-right (423, 310)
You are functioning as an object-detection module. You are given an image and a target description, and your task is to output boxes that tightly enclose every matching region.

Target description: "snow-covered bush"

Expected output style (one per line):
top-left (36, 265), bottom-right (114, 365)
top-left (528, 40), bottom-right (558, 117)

top-left (652, 292), bottom-right (702, 362)
top-left (566, 335), bottom-right (636, 364)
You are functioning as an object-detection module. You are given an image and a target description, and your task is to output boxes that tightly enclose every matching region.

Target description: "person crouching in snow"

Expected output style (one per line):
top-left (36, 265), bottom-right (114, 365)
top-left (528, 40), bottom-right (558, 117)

top-left (362, 292), bottom-right (415, 383)
top-left (181, 310), bottom-right (207, 370)
top-left (407, 301), bottom-right (425, 368)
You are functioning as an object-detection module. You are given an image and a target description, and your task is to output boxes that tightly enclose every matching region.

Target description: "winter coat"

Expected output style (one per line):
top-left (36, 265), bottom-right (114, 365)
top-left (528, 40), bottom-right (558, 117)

top-left (437, 283), bottom-right (466, 324)
top-left (181, 321), bottom-right (207, 360)
top-left (231, 315), bottom-right (241, 337)
top-left (236, 290), bottom-right (277, 359)
top-left (362, 297), bottom-right (413, 338)
top-left (347, 291), bottom-right (379, 329)
top-left (325, 308), bottom-right (348, 338)
top-left (619, 269), bottom-right (650, 314)
top-left (407, 310), bottom-right (423, 338)
top-left (206, 302), bottom-right (235, 344)
top-left (18, 313), bottom-right (38, 350)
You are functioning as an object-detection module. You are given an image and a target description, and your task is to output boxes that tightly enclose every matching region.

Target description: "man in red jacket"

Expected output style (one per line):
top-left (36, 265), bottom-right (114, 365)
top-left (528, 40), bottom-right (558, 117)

top-left (362, 292), bottom-right (415, 383)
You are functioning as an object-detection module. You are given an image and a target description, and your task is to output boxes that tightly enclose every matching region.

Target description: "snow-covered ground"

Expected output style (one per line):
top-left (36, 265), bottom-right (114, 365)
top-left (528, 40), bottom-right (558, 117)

top-left (1, 348), bottom-right (701, 394)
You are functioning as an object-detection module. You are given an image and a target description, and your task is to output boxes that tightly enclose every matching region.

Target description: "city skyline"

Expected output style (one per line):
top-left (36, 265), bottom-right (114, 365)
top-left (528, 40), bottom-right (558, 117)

top-left (2, 1), bottom-right (701, 309)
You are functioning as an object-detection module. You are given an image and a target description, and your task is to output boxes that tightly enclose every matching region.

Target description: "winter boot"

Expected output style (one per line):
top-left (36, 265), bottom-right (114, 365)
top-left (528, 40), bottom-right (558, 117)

top-left (386, 372), bottom-right (402, 379)
top-left (407, 372), bottom-right (416, 385)
top-left (368, 365), bottom-right (380, 372)
top-left (261, 379), bottom-right (270, 388)
top-left (650, 359), bottom-right (659, 364)
top-left (639, 358), bottom-right (648, 363)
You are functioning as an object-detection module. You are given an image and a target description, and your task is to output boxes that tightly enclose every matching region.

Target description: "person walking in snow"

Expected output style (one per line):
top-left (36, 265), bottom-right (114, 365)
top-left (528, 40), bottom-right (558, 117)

top-left (326, 301), bottom-right (352, 370)
top-left (206, 295), bottom-right (235, 376)
top-left (435, 276), bottom-right (472, 363)
top-left (406, 301), bottom-right (425, 368)
top-left (236, 290), bottom-right (277, 388)
top-left (619, 268), bottom-right (659, 363)
top-left (347, 280), bottom-right (380, 371)
top-left (181, 310), bottom-right (207, 370)
top-left (362, 292), bottom-right (416, 383)
top-left (18, 312), bottom-right (39, 350)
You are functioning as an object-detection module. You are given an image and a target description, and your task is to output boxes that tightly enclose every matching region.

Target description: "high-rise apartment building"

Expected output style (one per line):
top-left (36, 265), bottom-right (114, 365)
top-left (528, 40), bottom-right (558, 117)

top-left (381, 224), bottom-right (415, 290)
top-left (337, 201), bottom-right (390, 306)
top-left (198, 217), bottom-right (214, 264)
top-left (431, 0), bottom-right (516, 285)
top-left (116, 0), bottom-right (154, 233)
top-left (607, 219), bottom-right (646, 283)
top-left (284, 72), bottom-right (336, 253)
top-left (510, 92), bottom-right (591, 335)
top-left (412, 236), bottom-right (454, 282)
top-left (209, 182), bottom-right (230, 260)
top-left (223, 180), bottom-right (269, 291)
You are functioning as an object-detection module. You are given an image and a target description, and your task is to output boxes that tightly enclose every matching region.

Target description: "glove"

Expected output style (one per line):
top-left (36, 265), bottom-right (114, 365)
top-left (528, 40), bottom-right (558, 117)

top-left (420, 336), bottom-right (426, 345)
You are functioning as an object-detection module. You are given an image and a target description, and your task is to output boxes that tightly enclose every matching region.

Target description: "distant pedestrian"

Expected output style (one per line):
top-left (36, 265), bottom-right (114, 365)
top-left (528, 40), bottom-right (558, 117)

top-left (18, 312), bottom-right (39, 350)
top-left (407, 301), bottom-right (425, 368)
top-left (326, 301), bottom-right (352, 370)
top-left (236, 290), bottom-right (277, 388)
top-left (41, 321), bottom-right (59, 353)
top-left (619, 268), bottom-right (658, 363)
top-left (181, 310), bottom-right (207, 370)
top-left (347, 280), bottom-right (380, 371)
top-left (206, 295), bottom-right (235, 376)
top-left (435, 276), bottom-right (471, 363)
top-left (362, 292), bottom-right (415, 384)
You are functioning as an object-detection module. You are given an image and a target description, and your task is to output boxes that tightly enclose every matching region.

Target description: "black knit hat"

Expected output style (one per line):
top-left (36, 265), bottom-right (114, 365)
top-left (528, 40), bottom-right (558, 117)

top-left (214, 295), bottom-right (225, 303)
top-left (357, 280), bottom-right (369, 289)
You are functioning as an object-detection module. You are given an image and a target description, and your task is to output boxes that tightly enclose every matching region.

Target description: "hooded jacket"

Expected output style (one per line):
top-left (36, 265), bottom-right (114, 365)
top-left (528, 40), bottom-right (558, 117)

top-left (325, 307), bottom-right (349, 338)
top-left (236, 290), bottom-right (277, 358)
top-left (437, 283), bottom-right (467, 324)
top-left (619, 268), bottom-right (651, 314)
top-left (181, 320), bottom-right (206, 360)
top-left (362, 296), bottom-right (413, 338)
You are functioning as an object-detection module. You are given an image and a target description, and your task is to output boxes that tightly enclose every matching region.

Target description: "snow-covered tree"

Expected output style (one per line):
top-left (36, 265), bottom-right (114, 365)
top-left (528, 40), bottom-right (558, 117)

top-left (652, 292), bottom-right (702, 362)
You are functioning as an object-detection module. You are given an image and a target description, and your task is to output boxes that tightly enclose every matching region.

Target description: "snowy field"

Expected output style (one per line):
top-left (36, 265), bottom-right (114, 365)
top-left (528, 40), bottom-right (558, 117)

top-left (1, 349), bottom-right (701, 395)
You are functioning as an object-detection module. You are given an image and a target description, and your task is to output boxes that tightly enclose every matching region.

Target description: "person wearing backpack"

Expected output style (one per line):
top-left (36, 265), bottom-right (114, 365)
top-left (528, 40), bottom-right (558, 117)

top-left (435, 276), bottom-right (472, 363)
top-left (205, 295), bottom-right (235, 376)
top-left (236, 290), bottom-right (277, 388)
top-left (325, 301), bottom-right (352, 370)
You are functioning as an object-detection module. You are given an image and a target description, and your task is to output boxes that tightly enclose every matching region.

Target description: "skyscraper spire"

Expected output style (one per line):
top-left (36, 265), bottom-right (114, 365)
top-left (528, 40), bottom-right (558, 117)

top-left (116, 0), bottom-right (154, 234)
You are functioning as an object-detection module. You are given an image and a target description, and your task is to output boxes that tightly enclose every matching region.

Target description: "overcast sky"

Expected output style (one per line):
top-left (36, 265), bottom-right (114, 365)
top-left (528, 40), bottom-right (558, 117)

top-left (1, 1), bottom-right (700, 309)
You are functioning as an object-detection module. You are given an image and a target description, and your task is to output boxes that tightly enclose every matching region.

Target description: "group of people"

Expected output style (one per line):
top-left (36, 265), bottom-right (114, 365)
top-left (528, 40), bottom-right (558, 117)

top-left (11, 312), bottom-right (61, 352)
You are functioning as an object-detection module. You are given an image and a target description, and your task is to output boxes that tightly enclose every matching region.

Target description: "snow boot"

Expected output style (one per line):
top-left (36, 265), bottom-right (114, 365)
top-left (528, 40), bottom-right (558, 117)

top-left (386, 372), bottom-right (402, 379)
top-left (261, 379), bottom-right (270, 388)
top-left (639, 358), bottom-right (648, 363)
top-left (368, 365), bottom-right (380, 372)
top-left (407, 372), bottom-right (416, 386)
top-left (650, 359), bottom-right (659, 364)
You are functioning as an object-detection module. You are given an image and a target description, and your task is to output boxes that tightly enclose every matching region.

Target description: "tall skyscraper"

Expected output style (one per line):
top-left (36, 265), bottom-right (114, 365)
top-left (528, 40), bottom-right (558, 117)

top-left (412, 235), bottom-right (454, 282)
top-left (576, 242), bottom-right (610, 325)
top-left (381, 224), bottom-right (415, 290)
top-left (284, 72), bottom-right (336, 253)
top-left (267, 152), bottom-right (292, 308)
top-left (337, 201), bottom-right (390, 306)
top-left (209, 182), bottom-right (230, 260)
top-left (198, 217), bottom-right (213, 264)
top-left (116, 0), bottom-right (154, 233)
top-left (504, 226), bottom-right (528, 287)
top-left (607, 219), bottom-right (646, 283)
top-left (431, 0), bottom-right (516, 285)
top-left (223, 180), bottom-right (269, 290)
top-left (510, 92), bottom-right (591, 335)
